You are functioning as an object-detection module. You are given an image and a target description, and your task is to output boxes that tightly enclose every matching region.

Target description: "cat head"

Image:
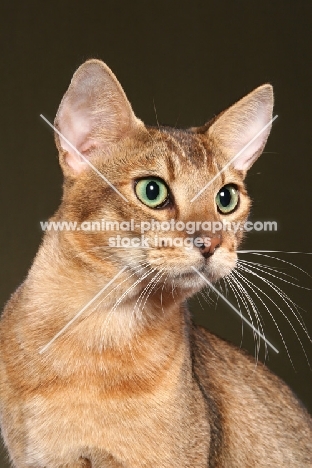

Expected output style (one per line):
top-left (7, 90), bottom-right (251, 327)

top-left (54, 59), bottom-right (273, 297)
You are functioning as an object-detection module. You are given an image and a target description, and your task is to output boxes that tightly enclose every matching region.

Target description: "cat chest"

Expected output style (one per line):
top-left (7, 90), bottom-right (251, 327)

top-left (23, 385), bottom-right (209, 467)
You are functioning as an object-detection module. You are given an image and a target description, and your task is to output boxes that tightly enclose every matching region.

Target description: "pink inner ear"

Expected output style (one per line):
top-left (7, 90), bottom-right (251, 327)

top-left (57, 109), bottom-right (97, 172)
top-left (224, 106), bottom-right (272, 172)
top-left (54, 59), bottom-right (142, 175)
top-left (207, 84), bottom-right (274, 173)
top-left (58, 96), bottom-right (115, 174)
top-left (61, 109), bottom-right (94, 152)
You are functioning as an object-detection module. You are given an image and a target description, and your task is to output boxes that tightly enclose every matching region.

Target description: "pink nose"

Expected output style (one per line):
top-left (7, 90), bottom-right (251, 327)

top-left (197, 236), bottom-right (221, 259)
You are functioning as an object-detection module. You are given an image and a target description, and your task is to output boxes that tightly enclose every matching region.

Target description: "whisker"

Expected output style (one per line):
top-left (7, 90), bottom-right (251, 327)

top-left (239, 259), bottom-right (298, 282)
top-left (132, 269), bottom-right (163, 319)
top-left (160, 273), bottom-right (169, 315)
top-left (139, 269), bottom-right (166, 316)
top-left (223, 276), bottom-right (246, 349)
top-left (196, 293), bottom-right (206, 311)
top-left (237, 252), bottom-right (312, 279)
top-left (238, 250), bottom-right (312, 255)
top-left (239, 260), bottom-right (311, 290)
top-left (99, 267), bottom-right (156, 340)
top-left (111, 266), bottom-right (156, 313)
top-left (238, 264), bottom-right (312, 343)
top-left (198, 289), bottom-right (215, 308)
top-left (128, 271), bottom-right (158, 330)
top-left (234, 268), bottom-right (311, 368)
top-left (238, 259), bottom-right (310, 336)
top-left (191, 267), bottom-right (278, 353)
top-left (226, 274), bottom-right (265, 361)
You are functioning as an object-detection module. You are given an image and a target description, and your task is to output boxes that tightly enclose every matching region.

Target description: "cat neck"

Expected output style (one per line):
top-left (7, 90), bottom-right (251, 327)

top-left (22, 231), bottom-right (191, 360)
top-left (9, 231), bottom-right (193, 397)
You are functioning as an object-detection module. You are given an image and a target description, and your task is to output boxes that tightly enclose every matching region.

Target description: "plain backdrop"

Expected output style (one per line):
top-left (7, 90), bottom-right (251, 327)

top-left (0, 1), bottom-right (311, 465)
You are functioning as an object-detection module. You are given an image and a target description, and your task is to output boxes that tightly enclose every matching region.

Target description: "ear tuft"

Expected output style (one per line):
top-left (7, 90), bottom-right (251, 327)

top-left (207, 84), bottom-right (274, 172)
top-left (54, 59), bottom-right (142, 174)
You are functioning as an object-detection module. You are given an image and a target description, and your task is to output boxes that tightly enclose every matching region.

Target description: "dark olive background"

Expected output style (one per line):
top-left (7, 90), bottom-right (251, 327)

top-left (0, 1), bottom-right (312, 465)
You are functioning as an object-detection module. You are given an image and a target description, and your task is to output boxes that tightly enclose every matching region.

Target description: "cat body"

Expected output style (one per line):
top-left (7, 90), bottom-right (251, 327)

top-left (0, 60), bottom-right (311, 467)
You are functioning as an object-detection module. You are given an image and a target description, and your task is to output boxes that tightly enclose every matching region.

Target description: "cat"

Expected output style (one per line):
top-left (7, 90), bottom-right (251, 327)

top-left (0, 59), bottom-right (311, 468)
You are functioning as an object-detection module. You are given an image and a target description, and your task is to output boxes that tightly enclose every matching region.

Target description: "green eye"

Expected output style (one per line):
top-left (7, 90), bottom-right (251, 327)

top-left (216, 184), bottom-right (239, 214)
top-left (135, 178), bottom-right (169, 208)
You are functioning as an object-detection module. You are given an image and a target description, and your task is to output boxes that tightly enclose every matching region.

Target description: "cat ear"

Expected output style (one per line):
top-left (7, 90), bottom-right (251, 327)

top-left (54, 59), bottom-right (143, 174)
top-left (205, 84), bottom-right (274, 171)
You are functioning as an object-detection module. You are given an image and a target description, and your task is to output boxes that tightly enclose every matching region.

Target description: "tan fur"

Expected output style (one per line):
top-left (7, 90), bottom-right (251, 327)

top-left (0, 60), bottom-right (311, 467)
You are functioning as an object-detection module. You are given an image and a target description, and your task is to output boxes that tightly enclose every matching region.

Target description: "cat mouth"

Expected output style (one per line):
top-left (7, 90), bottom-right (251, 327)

top-left (170, 250), bottom-right (237, 286)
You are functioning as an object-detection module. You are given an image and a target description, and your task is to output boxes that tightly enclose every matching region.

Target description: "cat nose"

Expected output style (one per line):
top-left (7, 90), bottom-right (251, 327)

top-left (195, 236), bottom-right (221, 259)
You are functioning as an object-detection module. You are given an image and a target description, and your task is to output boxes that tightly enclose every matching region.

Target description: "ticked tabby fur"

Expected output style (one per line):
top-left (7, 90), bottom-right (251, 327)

top-left (0, 60), bottom-right (311, 467)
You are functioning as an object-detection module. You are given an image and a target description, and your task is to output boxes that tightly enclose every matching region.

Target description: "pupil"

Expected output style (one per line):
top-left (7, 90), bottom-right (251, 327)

top-left (146, 181), bottom-right (159, 200)
top-left (220, 188), bottom-right (231, 207)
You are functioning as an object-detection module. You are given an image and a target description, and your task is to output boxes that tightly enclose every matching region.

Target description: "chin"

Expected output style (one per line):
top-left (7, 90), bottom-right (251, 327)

top-left (175, 248), bottom-right (237, 292)
top-left (204, 248), bottom-right (237, 282)
top-left (171, 273), bottom-right (206, 292)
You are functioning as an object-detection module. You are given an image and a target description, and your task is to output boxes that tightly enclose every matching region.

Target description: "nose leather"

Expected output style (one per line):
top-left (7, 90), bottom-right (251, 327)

top-left (197, 236), bottom-right (221, 259)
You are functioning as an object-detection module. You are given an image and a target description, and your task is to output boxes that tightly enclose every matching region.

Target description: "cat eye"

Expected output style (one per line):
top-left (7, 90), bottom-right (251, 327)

top-left (135, 178), bottom-right (169, 208)
top-left (216, 184), bottom-right (239, 214)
